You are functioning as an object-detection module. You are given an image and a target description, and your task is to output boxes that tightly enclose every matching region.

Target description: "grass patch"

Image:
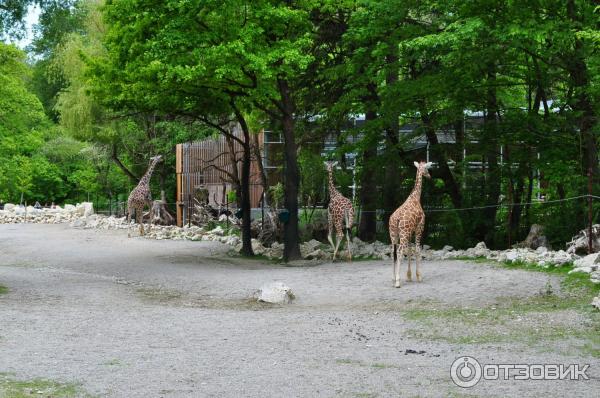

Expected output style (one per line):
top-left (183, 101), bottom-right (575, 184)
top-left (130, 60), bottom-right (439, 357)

top-left (403, 262), bottom-right (600, 355)
top-left (101, 359), bottom-right (122, 367)
top-left (0, 285), bottom-right (7, 294)
top-left (0, 374), bottom-right (93, 398)
top-left (335, 358), bottom-right (399, 370)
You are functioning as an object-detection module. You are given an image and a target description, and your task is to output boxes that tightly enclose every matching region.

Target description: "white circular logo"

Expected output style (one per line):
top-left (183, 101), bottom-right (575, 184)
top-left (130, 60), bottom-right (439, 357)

top-left (451, 356), bottom-right (482, 388)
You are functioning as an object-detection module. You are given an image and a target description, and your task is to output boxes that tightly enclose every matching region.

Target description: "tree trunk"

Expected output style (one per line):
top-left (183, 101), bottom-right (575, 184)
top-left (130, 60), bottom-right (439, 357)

top-left (358, 109), bottom-right (378, 242)
top-left (479, 64), bottom-right (501, 245)
top-left (421, 113), bottom-right (463, 209)
top-left (382, 52), bottom-right (400, 228)
top-left (278, 78), bottom-right (302, 262)
top-left (566, 0), bottom-right (599, 181)
top-left (231, 103), bottom-right (254, 257)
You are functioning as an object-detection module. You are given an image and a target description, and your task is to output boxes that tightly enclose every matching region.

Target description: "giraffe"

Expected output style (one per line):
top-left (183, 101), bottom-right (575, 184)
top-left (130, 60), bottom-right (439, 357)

top-left (388, 161), bottom-right (432, 288)
top-left (324, 161), bottom-right (354, 261)
top-left (127, 155), bottom-right (162, 237)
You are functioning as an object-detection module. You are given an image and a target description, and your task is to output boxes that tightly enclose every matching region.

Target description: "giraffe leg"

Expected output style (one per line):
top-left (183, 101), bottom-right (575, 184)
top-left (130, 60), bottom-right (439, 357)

top-left (327, 211), bottom-right (336, 256)
top-left (345, 227), bottom-right (352, 261)
top-left (415, 219), bottom-right (425, 282)
top-left (127, 205), bottom-right (132, 238)
top-left (136, 207), bottom-right (144, 236)
top-left (396, 234), bottom-right (409, 288)
top-left (406, 244), bottom-right (412, 282)
top-left (333, 232), bottom-right (343, 261)
top-left (392, 243), bottom-right (397, 282)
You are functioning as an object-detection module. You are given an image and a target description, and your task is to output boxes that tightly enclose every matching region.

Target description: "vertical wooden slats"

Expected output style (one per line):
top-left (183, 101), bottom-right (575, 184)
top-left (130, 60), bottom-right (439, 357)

top-left (178, 127), bottom-right (266, 225)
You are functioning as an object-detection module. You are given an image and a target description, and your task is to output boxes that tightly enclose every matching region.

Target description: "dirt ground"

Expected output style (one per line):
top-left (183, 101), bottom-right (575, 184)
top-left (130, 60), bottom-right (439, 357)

top-left (0, 223), bottom-right (598, 397)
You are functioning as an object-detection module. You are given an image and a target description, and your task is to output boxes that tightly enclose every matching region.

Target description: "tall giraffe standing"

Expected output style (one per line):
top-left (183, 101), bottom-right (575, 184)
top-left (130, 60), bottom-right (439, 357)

top-left (127, 155), bottom-right (162, 237)
top-left (388, 161), bottom-right (432, 287)
top-left (325, 161), bottom-right (354, 261)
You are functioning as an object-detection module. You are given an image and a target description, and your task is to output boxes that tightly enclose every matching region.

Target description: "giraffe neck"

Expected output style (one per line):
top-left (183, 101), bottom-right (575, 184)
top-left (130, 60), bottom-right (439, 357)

top-left (328, 169), bottom-right (340, 198)
top-left (139, 160), bottom-right (158, 187)
top-left (409, 170), bottom-right (423, 202)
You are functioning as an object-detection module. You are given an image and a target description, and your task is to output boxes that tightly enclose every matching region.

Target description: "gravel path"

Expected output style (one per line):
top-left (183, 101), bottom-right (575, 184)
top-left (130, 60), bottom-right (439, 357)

top-left (0, 224), bottom-right (598, 397)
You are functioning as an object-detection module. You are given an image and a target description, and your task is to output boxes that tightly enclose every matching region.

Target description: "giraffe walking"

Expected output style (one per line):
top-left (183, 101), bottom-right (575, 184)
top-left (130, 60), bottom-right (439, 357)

top-left (325, 161), bottom-right (354, 261)
top-left (127, 155), bottom-right (162, 237)
top-left (389, 161), bottom-right (432, 287)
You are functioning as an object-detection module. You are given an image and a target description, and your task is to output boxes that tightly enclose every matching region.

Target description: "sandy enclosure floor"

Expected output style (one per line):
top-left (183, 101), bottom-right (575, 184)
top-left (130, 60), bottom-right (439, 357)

top-left (0, 224), bottom-right (598, 397)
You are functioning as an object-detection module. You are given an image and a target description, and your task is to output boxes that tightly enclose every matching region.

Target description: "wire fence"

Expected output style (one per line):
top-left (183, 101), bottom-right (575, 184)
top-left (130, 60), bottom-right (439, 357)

top-left (90, 194), bottom-right (598, 250)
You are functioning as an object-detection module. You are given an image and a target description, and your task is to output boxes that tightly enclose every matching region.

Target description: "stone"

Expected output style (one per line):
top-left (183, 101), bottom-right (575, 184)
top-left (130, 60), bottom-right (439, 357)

top-left (573, 253), bottom-right (600, 270)
top-left (82, 202), bottom-right (94, 217)
top-left (3, 203), bottom-right (15, 211)
top-left (306, 249), bottom-right (326, 260)
top-left (592, 296), bottom-right (600, 310)
top-left (254, 282), bottom-right (294, 304)
top-left (251, 239), bottom-right (265, 255)
top-left (590, 271), bottom-right (600, 284)
top-left (475, 241), bottom-right (487, 249)
top-left (209, 226), bottom-right (225, 236)
top-left (442, 245), bottom-right (454, 252)
top-left (504, 250), bottom-right (519, 262)
top-left (71, 218), bottom-right (86, 228)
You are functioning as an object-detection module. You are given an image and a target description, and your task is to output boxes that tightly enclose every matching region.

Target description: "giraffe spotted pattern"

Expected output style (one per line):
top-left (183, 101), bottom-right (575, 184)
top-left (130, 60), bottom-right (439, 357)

top-left (388, 161), bottom-right (432, 287)
top-left (127, 155), bottom-right (162, 237)
top-left (325, 161), bottom-right (354, 261)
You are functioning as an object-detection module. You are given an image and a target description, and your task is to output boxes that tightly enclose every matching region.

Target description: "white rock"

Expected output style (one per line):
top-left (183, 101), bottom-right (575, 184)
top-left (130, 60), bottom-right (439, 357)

top-left (209, 226), bottom-right (224, 236)
top-left (592, 296), bottom-right (600, 310)
top-left (255, 282), bottom-right (294, 304)
top-left (3, 203), bottom-right (15, 211)
top-left (573, 253), bottom-right (600, 269)
top-left (82, 202), bottom-right (94, 217)
top-left (505, 250), bottom-right (519, 262)
top-left (71, 218), bottom-right (86, 228)
top-left (442, 245), bottom-right (454, 252)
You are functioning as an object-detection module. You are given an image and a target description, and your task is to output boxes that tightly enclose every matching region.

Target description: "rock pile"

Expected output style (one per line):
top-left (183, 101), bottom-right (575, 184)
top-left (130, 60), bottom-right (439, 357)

top-left (0, 202), bottom-right (94, 224)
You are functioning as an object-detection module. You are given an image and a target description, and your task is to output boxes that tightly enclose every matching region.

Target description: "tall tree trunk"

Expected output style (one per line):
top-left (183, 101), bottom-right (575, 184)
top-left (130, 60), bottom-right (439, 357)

top-left (478, 64), bottom-right (501, 245)
top-left (278, 78), bottom-right (302, 261)
top-left (231, 102), bottom-right (254, 257)
top-left (421, 113), bottom-right (462, 209)
top-left (566, 0), bottom-right (599, 181)
top-left (358, 108), bottom-right (378, 242)
top-left (383, 52), bottom-right (400, 229)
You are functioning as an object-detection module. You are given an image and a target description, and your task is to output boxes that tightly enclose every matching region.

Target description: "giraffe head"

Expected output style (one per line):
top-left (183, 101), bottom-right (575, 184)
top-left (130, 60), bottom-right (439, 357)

top-left (324, 160), bottom-right (338, 172)
top-left (414, 161), bottom-right (433, 179)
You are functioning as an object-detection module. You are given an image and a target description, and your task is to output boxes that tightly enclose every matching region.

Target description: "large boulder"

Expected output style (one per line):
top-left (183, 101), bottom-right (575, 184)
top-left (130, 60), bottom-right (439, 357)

top-left (82, 202), bottom-right (94, 217)
top-left (64, 204), bottom-right (76, 214)
top-left (254, 282), bottom-right (294, 304)
top-left (3, 203), bottom-right (15, 211)
top-left (572, 253), bottom-right (600, 274)
top-left (518, 224), bottom-right (551, 250)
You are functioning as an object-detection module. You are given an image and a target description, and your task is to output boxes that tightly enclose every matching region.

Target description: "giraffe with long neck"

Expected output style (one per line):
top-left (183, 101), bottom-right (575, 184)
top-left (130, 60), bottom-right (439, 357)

top-left (127, 155), bottom-right (162, 237)
top-left (325, 161), bottom-right (354, 261)
top-left (388, 161), bottom-right (432, 287)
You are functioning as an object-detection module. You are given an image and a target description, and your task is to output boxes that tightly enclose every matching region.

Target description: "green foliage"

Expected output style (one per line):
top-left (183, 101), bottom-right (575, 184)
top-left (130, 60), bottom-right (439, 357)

top-left (269, 183), bottom-right (284, 209)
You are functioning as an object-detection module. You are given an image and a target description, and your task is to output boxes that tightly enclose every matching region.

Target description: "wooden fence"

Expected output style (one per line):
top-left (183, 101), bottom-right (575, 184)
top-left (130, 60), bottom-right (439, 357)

top-left (175, 126), bottom-right (265, 226)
